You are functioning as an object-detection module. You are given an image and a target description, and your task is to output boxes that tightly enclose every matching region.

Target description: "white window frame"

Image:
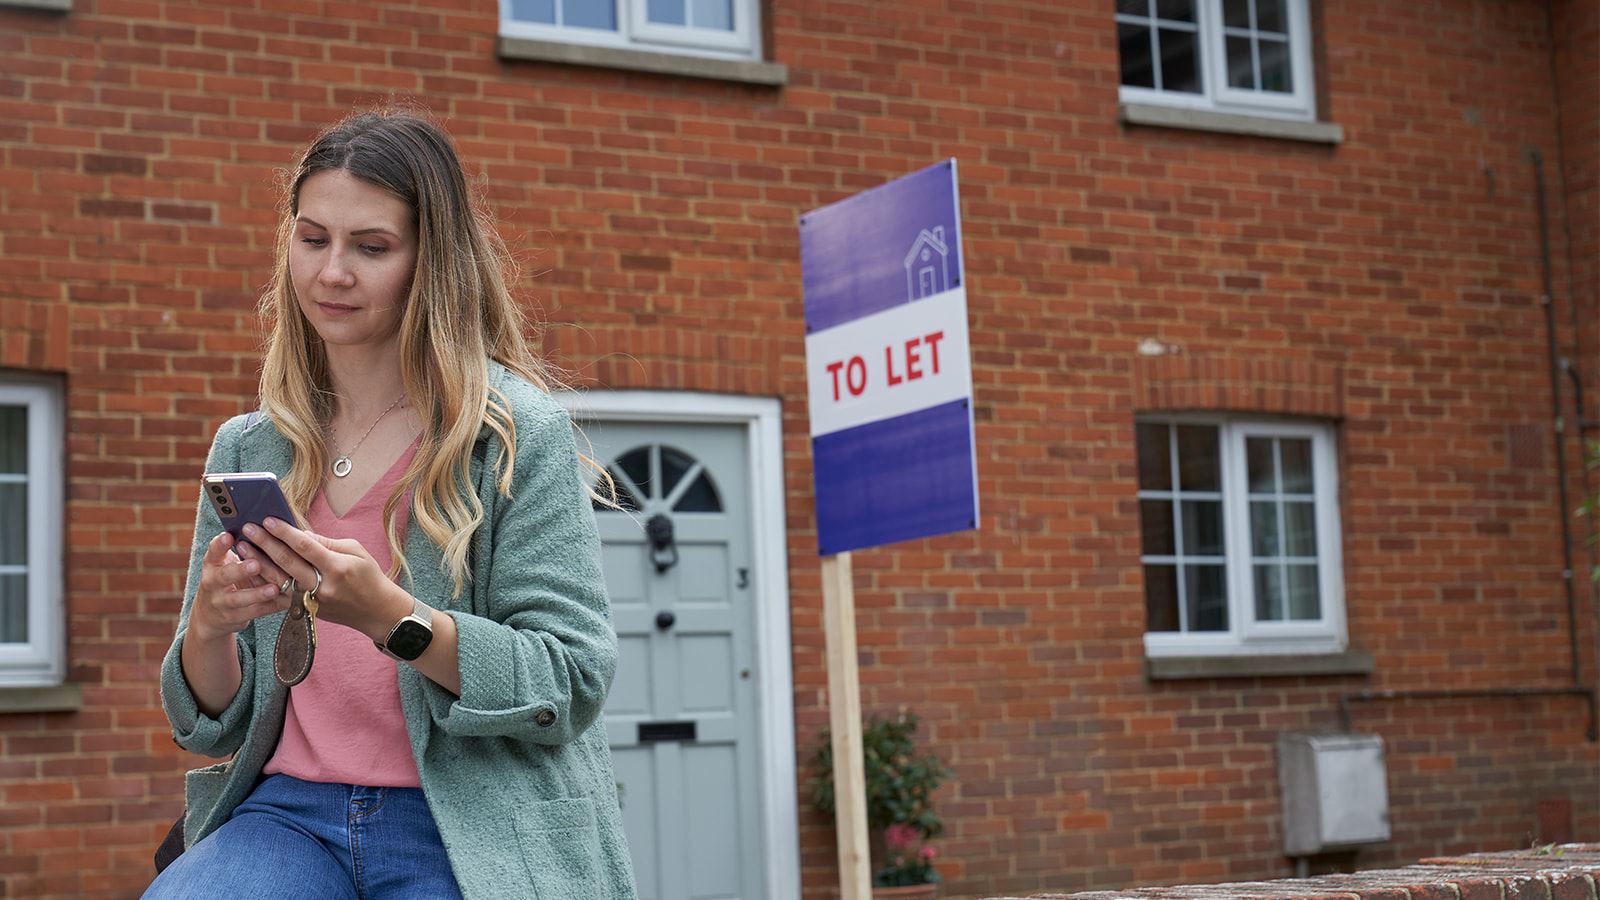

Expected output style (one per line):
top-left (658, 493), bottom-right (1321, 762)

top-left (1139, 414), bottom-right (1346, 659)
top-left (500, 0), bottom-right (763, 62)
top-left (1116, 0), bottom-right (1317, 122)
top-left (0, 376), bottom-right (65, 686)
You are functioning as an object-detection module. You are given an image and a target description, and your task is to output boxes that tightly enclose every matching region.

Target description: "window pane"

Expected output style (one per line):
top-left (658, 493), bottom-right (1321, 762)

top-left (1118, 22), bottom-right (1156, 89)
top-left (509, 0), bottom-right (556, 24)
top-left (674, 472), bottom-right (722, 512)
top-left (0, 407), bottom-right (25, 473)
top-left (689, 0), bottom-right (732, 30)
top-left (616, 447), bottom-right (651, 498)
top-left (1284, 501), bottom-right (1316, 556)
top-left (1116, 0), bottom-right (1149, 14)
top-left (1249, 500), bottom-right (1279, 557)
top-left (596, 465), bottom-right (643, 513)
top-left (1257, 0), bottom-right (1287, 33)
top-left (1181, 500), bottom-right (1223, 555)
top-left (1226, 35), bottom-right (1255, 89)
top-left (1157, 28), bottom-right (1201, 93)
top-left (0, 484), bottom-right (24, 566)
top-left (1185, 564), bottom-right (1227, 631)
top-left (660, 446), bottom-right (692, 497)
top-left (1259, 37), bottom-right (1293, 92)
top-left (1246, 437), bottom-right (1274, 492)
top-left (1280, 438), bottom-right (1313, 492)
top-left (564, 0), bottom-right (617, 30)
top-left (0, 573), bottom-right (25, 643)
top-left (648, 0), bottom-right (685, 25)
top-left (1145, 564), bottom-right (1179, 632)
top-left (1136, 423), bottom-right (1171, 490)
top-left (1155, 0), bottom-right (1195, 22)
top-left (1176, 425), bottom-right (1219, 490)
top-left (1288, 564), bottom-right (1320, 619)
top-left (1254, 563), bottom-right (1284, 621)
top-left (1223, 0), bottom-right (1250, 28)
top-left (1140, 500), bottom-right (1175, 556)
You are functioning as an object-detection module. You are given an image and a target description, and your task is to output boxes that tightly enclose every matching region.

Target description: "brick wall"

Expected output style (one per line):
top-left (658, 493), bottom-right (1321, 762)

top-left (0, 0), bottom-right (1596, 897)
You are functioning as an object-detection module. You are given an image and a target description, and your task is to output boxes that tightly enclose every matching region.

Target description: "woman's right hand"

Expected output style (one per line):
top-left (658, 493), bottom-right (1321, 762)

top-left (186, 531), bottom-right (291, 643)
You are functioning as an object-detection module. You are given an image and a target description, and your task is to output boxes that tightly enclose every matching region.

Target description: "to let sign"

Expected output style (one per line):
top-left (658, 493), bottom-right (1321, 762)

top-left (799, 159), bottom-right (980, 556)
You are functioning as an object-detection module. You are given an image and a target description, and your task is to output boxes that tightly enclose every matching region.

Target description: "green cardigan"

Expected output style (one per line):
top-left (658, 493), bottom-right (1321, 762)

top-left (159, 363), bottom-right (638, 899)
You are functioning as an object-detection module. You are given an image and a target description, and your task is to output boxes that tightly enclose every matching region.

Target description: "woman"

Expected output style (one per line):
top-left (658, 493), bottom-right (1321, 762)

top-left (148, 110), bottom-right (637, 899)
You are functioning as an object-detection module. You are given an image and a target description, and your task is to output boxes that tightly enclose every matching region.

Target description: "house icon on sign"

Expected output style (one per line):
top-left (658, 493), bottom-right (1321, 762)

top-left (904, 227), bottom-right (950, 301)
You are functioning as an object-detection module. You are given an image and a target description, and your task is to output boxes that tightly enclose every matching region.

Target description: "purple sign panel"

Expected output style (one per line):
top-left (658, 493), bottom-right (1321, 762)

top-left (800, 160), bottom-right (980, 556)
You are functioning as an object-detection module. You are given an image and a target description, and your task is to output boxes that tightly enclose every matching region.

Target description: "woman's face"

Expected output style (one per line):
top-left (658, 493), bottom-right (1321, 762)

top-left (289, 169), bottom-right (419, 354)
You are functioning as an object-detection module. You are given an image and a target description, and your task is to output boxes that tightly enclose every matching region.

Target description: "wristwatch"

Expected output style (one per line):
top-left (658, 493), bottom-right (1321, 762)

top-left (375, 596), bottom-right (435, 662)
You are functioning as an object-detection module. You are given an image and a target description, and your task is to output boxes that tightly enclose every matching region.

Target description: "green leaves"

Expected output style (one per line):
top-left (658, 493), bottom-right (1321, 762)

top-left (810, 711), bottom-right (950, 839)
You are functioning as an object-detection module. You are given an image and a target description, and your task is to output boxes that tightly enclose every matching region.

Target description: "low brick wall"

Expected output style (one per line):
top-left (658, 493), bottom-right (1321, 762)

top-left (985, 846), bottom-right (1600, 900)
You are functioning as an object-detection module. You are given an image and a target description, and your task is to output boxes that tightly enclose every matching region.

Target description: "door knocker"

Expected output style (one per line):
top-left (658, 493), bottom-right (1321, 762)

top-left (646, 514), bottom-right (678, 574)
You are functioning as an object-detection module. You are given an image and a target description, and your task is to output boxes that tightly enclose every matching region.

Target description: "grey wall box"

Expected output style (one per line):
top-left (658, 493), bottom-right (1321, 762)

top-left (1277, 732), bottom-right (1392, 857)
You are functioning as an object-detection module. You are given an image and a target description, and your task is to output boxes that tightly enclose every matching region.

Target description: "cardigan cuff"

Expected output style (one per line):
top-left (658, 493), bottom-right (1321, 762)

top-left (160, 631), bottom-right (254, 756)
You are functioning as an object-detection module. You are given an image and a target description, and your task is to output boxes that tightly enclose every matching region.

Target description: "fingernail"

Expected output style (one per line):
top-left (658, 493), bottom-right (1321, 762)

top-left (263, 518), bottom-right (280, 530)
top-left (244, 561), bottom-right (259, 574)
top-left (243, 524), bottom-right (259, 537)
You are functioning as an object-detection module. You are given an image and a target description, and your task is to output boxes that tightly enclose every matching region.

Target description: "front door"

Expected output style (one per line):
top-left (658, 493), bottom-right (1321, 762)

top-left (581, 420), bottom-right (763, 900)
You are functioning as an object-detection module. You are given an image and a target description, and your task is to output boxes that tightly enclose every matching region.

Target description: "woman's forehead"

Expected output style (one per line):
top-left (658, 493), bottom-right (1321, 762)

top-left (296, 169), bottom-right (412, 234)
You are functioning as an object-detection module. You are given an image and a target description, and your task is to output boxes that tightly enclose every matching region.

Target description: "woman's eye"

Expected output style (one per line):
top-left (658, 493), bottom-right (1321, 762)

top-left (360, 245), bottom-right (387, 255)
top-left (299, 237), bottom-right (326, 247)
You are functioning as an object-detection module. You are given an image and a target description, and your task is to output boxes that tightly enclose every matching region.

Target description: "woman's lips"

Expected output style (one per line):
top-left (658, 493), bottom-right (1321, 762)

top-left (316, 302), bottom-right (359, 317)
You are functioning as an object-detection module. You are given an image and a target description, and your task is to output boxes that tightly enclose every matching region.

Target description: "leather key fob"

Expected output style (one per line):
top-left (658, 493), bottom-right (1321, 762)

top-left (273, 588), bottom-right (319, 687)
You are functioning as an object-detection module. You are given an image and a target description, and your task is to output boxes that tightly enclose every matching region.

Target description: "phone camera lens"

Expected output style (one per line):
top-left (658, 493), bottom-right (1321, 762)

top-left (220, 506), bottom-right (233, 515)
top-left (209, 485), bottom-right (224, 494)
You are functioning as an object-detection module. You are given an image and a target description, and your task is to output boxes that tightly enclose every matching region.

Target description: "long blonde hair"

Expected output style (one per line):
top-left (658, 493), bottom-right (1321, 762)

top-left (259, 109), bottom-right (556, 597)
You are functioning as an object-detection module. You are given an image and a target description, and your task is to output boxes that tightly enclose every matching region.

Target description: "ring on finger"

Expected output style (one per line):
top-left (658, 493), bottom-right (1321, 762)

top-left (279, 576), bottom-right (295, 595)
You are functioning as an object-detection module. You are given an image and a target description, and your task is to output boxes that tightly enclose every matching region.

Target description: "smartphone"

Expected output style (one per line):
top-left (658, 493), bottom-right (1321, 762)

top-left (201, 472), bottom-right (298, 552)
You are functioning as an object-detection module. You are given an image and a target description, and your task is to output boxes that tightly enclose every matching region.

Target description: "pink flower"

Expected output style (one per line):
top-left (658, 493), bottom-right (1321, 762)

top-left (883, 824), bottom-right (921, 851)
top-left (920, 846), bottom-right (938, 861)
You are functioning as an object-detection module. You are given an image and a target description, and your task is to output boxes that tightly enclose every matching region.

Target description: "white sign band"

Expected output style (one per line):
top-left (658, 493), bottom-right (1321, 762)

top-left (805, 287), bottom-right (973, 438)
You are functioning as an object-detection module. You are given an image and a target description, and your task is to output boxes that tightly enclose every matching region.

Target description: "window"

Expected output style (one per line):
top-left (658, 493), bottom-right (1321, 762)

top-left (1136, 416), bottom-right (1345, 657)
top-left (0, 376), bottom-right (64, 686)
top-left (1116, 0), bottom-right (1316, 121)
top-left (501, 0), bottom-right (763, 62)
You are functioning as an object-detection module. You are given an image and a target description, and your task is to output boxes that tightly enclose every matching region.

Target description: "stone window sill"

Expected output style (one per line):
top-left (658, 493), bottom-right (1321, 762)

top-left (497, 36), bottom-right (787, 87)
top-left (1, 0), bottom-right (70, 9)
top-left (1120, 102), bottom-right (1344, 145)
top-left (0, 683), bottom-right (84, 713)
top-left (1147, 648), bottom-right (1373, 680)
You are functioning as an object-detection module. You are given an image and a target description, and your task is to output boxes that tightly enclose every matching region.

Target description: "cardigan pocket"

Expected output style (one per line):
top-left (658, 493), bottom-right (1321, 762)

top-left (181, 761), bottom-right (231, 845)
top-left (511, 797), bottom-right (605, 900)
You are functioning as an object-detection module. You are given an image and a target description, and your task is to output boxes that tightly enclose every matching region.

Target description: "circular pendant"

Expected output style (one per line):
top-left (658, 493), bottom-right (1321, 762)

top-left (332, 456), bottom-right (353, 478)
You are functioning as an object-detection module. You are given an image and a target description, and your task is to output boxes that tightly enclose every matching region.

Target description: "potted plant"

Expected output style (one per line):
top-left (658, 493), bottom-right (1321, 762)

top-left (812, 712), bottom-right (950, 899)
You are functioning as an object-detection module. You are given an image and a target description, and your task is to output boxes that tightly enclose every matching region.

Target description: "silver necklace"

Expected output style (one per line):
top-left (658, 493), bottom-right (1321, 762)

top-left (331, 393), bottom-right (407, 478)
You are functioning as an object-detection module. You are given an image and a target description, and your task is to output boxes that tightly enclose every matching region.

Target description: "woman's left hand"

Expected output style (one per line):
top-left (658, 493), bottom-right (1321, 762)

top-left (242, 517), bottom-right (410, 640)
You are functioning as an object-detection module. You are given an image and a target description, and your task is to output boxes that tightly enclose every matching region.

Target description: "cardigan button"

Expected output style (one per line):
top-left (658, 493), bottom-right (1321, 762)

top-left (534, 709), bottom-right (557, 728)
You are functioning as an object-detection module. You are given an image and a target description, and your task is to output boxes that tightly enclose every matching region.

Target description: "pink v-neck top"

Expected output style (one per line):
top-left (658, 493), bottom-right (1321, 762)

top-left (264, 440), bottom-right (423, 788)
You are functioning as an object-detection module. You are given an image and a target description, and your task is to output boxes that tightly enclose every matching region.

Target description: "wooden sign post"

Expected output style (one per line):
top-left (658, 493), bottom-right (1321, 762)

top-left (821, 552), bottom-right (872, 899)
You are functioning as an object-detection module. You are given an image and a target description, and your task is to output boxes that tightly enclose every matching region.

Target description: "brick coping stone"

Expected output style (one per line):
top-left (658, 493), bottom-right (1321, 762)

top-left (983, 844), bottom-right (1600, 900)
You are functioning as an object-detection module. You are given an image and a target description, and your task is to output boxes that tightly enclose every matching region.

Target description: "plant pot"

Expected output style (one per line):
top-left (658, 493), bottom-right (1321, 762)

top-left (871, 884), bottom-right (938, 900)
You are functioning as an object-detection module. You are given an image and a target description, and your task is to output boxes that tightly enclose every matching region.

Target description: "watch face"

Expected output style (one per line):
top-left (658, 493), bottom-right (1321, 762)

top-left (388, 619), bottom-right (433, 661)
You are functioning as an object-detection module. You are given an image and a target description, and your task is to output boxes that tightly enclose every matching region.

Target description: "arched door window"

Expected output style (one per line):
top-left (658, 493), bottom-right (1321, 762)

top-left (593, 443), bottom-right (723, 514)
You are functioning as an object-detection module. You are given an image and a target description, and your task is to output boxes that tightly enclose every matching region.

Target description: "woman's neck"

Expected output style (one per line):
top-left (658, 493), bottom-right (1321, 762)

top-left (324, 342), bottom-right (407, 422)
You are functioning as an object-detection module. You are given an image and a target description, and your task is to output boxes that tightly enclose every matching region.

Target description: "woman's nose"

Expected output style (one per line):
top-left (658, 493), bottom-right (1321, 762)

top-left (317, 252), bottom-right (354, 288)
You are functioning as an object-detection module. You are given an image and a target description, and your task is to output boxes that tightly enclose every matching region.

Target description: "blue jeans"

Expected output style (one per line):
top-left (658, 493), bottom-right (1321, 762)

top-left (144, 774), bottom-right (462, 899)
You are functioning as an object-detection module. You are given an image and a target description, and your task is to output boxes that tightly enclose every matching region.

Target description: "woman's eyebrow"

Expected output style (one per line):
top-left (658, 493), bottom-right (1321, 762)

top-left (296, 216), bottom-right (401, 238)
